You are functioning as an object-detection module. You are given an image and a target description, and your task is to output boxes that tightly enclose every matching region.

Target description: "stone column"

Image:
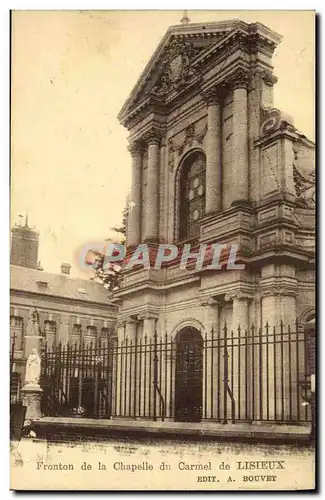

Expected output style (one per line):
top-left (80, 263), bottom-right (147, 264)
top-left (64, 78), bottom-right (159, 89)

top-left (226, 292), bottom-right (251, 421)
top-left (204, 90), bottom-right (222, 214)
top-left (124, 319), bottom-right (138, 418)
top-left (260, 290), bottom-right (279, 421)
top-left (232, 294), bottom-right (249, 333)
top-left (231, 71), bottom-right (249, 204)
top-left (143, 133), bottom-right (160, 242)
top-left (200, 297), bottom-right (220, 420)
top-left (140, 315), bottom-right (157, 418)
top-left (261, 287), bottom-right (298, 422)
top-left (127, 141), bottom-right (143, 247)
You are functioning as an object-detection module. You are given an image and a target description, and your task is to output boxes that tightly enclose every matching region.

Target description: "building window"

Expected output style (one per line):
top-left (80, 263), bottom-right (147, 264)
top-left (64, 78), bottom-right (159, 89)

top-left (72, 324), bottom-right (82, 346)
top-left (179, 151), bottom-right (206, 241)
top-left (85, 325), bottom-right (97, 347)
top-left (44, 320), bottom-right (56, 347)
top-left (10, 316), bottom-right (23, 351)
top-left (101, 327), bottom-right (110, 348)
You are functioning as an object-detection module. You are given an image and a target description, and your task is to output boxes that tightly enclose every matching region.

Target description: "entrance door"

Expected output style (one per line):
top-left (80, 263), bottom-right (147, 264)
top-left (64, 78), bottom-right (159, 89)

top-left (175, 327), bottom-right (203, 422)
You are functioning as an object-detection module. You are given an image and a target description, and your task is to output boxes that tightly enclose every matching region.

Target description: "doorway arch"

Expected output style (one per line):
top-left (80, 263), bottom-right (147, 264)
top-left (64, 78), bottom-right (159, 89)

top-left (174, 327), bottom-right (203, 422)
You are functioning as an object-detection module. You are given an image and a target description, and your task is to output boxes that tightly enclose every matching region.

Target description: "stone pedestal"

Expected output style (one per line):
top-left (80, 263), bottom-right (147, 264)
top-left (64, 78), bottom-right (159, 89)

top-left (21, 383), bottom-right (43, 421)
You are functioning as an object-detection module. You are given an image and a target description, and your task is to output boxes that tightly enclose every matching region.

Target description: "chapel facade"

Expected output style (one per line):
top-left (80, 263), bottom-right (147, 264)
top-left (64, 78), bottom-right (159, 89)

top-left (112, 19), bottom-right (315, 423)
top-left (116, 19), bottom-right (315, 341)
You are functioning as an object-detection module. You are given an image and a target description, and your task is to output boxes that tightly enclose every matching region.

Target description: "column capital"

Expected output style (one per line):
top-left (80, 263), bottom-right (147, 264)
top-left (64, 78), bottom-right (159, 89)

top-left (201, 87), bottom-right (223, 106)
top-left (143, 130), bottom-right (162, 146)
top-left (125, 316), bottom-right (140, 325)
top-left (199, 296), bottom-right (221, 308)
top-left (225, 290), bottom-right (253, 302)
top-left (137, 312), bottom-right (158, 321)
top-left (259, 69), bottom-right (278, 87)
top-left (127, 140), bottom-right (144, 156)
top-left (228, 68), bottom-right (250, 91)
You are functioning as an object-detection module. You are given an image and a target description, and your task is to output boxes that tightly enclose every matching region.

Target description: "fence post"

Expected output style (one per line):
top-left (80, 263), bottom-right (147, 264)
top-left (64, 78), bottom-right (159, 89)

top-left (223, 324), bottom-right (228, 424)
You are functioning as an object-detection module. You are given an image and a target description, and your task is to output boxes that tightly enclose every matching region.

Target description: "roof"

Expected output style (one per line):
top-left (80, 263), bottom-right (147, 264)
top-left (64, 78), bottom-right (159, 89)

top-left (10, 265), bottom-right (112, 305)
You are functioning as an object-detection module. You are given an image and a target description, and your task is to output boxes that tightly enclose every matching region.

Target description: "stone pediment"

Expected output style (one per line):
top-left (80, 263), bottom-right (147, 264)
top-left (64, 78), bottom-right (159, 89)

top-left (118, 20), bottom-right (282, 128)
top-left (118, 21), bottom-right (249, 126)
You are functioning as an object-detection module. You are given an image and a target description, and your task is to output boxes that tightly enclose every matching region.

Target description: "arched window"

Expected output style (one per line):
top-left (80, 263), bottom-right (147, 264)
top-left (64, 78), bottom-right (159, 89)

top-left (179, 151), bottom-right (206, 241)
top-left (85, 325), bottom-right (97, 347)
top-left (44, 320), bottom-right (56, 347)
top-left (72, 324), bottom-right (82, 346)
top-left (101, 327), bottom-right (110, 348)
top-left (10, 316), bottom-right (23, 351)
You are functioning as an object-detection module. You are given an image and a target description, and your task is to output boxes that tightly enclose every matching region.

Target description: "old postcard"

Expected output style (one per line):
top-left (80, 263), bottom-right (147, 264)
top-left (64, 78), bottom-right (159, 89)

top-left (10, 10), bottom-right (316, 491)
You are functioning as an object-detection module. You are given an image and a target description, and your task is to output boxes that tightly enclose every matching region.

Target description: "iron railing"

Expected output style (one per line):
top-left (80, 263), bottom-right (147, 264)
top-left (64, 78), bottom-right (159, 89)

top-left (10, 333), bottom-right (21, 403)
top-left (40, 320), bottom-right (313, 424)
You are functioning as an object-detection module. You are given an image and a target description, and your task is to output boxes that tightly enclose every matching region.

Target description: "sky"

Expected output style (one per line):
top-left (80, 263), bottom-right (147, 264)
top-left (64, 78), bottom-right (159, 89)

top-left (11, 10), bottom-right (315, 278)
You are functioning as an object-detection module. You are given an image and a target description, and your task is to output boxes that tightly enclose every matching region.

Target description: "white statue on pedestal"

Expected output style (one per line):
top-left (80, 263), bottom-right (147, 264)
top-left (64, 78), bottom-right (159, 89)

top-left (25, 348), bottom-right (41, 386)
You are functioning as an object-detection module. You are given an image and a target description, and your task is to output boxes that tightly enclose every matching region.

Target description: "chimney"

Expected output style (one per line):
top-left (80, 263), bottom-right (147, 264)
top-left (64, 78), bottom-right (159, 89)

top-left (61, 262), bottom-right (71, 275)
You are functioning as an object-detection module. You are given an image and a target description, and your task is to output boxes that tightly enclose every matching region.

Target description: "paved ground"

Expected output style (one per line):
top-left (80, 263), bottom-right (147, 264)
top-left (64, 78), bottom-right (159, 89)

top-left (11, 435), bottom-right (315, 491)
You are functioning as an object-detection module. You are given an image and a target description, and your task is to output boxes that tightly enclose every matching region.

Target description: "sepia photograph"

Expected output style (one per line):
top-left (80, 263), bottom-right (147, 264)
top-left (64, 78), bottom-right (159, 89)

top-left (9, 9), bottom-right (315, 491)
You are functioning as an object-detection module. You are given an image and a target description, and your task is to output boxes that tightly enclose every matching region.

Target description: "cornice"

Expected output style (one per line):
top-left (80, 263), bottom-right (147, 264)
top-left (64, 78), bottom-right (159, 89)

top-left (10, 288), bottom-right (116, 311)
top-left (259, 286), bottom-right (298, 298)
top-left (115, 275), bottom-right (200, 298)
top-left (193, 23), bottom-right (281, 71)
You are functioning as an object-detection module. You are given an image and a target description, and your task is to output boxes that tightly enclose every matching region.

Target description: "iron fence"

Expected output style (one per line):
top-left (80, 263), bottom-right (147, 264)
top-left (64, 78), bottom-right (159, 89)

top-left (40, 320), bottom-right (314, 424)
top-left (10, 333), bottom-right (21, 404)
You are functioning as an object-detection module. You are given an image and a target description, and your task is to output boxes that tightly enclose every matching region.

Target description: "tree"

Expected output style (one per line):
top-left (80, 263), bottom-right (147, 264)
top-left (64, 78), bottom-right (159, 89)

top-left (90, 203), bottom-right (127, 291)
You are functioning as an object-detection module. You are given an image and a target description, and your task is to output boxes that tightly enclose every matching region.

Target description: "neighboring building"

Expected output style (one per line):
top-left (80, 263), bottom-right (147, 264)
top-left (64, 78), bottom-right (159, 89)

top-left (10, 217), bottom-right (42, 270)
top-left (113, 19), bottom-right (315, 422)
top-left (10, 219), bottom-right (117, 389)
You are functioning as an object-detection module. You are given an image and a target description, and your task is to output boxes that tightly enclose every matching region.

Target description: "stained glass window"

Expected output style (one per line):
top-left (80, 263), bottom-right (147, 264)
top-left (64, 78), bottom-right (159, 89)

top-left (179, 152), bottom-right (206, 241)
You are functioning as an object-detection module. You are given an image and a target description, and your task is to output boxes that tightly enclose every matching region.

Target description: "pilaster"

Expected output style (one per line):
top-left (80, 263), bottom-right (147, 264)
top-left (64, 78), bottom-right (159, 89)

top-left (57, 315), bottom-right (69, 345)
